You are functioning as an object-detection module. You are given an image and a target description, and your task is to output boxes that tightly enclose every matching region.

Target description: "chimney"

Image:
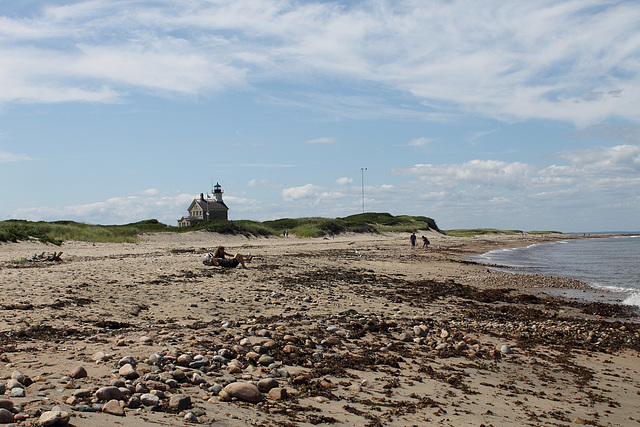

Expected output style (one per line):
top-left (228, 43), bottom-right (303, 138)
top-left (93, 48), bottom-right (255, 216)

top-left (200, 193), bottom-right (205, 201)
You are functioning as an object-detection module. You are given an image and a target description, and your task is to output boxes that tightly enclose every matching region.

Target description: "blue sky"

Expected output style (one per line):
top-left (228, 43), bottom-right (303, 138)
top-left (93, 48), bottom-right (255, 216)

top-left (1, 0), bottom-right (639, 232)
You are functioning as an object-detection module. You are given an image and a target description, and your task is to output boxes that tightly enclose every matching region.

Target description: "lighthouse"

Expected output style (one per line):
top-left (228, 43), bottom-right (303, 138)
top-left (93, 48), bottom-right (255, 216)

top-left (212, 182), bottom-right (224, 202)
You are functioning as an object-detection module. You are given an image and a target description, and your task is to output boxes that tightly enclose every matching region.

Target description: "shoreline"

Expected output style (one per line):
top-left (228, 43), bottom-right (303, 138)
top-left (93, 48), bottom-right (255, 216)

top-left (0, 231), bottom-right (639, 426)
top-left (464, 233), bottom-right (639, 308)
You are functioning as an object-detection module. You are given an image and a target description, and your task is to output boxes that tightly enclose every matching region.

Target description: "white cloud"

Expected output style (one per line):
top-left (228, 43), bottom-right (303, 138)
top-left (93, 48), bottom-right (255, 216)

top-left (306, 137), bottom-right (336, 144)
top-left (137, 188), bottom-right (159, 196)
top-left (247, 179), bottom-right (270, 187)
top-left (8, 192), bottom-right (195, 225)
top-left (555, 145), bottom-right (640, 174)
top-left (336, 177), bottom-right (352, 185)
top-left (388, 144), bottom-right (640, 229)
top-left (0, 1), bottom-right (637, 125)
top-left (281, 184), bottom-right (322, 203)
top-left (408, 137), bottom-right (432, 147)
top-left (0, 150), bottom-right (32, 163)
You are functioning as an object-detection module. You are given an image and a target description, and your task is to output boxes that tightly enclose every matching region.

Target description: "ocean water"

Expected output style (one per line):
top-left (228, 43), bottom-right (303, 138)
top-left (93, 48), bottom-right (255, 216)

top-left (472, 235), bottom-right (640, 307)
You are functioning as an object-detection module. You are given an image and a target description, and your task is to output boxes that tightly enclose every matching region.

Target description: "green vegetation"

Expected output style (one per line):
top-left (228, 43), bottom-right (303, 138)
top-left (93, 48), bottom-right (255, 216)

top-left (263, 213), bottom-right (440, 238)
top-left (443, 228), bottom-right (562, 237)
top-left (444, 228), bottom-right (522, 237)
top-left (527, 230), bottom-right (563, 235)
top-left (0, 219), bottom-right (173, 245)
top-left (0, 213), bottom-right (558, 244)
top-left (0, 213), bottom-right (440, 244)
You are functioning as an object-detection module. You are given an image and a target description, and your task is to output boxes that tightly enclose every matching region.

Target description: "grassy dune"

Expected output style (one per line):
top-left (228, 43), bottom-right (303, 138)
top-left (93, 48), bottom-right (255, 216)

top-left (0, 213), bottom-right (559, 244)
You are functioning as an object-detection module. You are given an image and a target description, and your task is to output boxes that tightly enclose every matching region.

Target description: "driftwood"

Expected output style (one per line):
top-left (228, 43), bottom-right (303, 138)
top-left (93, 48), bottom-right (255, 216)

top-left (31, 252), bottom-right (64, 262)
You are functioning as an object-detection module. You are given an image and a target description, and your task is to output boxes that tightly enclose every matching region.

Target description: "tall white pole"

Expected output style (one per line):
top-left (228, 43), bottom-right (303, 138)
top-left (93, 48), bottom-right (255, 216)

top-left (361, 167), bottom-right (367, 213)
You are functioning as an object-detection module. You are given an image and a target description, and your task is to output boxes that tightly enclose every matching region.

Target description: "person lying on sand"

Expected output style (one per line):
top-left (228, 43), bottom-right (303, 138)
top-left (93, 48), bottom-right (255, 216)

top-left (203, 246), bottom-right (252, 269)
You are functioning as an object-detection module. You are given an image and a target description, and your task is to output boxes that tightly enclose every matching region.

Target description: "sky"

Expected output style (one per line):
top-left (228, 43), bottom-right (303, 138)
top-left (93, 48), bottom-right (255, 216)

top-left (1, 0), bottom-right (639, 232)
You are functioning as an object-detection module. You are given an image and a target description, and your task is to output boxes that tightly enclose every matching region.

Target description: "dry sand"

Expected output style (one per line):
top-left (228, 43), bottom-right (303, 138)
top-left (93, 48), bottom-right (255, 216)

top-left (0, 231), bottom-right (638, 426)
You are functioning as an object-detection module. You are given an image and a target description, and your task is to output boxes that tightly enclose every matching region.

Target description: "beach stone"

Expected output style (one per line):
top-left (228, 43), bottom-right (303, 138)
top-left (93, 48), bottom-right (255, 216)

top-left (169, 394), bottom-right (191, 411)
top-left (246, 351), bottom-right (260, 361)
top-left (253, 345), bottom-right (267, 354)
top-left (146, 380), bottom-right (169, 391)
top-left (72, 388), bottom-right (92, 398)
top-left (268, 387), bottom-right (288, 400)
top-left (118, 356), bottom-right (136, 367)
top-left (96, 386), bottom-right (123, 401)
top-left (177, 354), bottom-right (193, 366)
top-left (12, 370), bottom-right (32, 386)
top-left (191, 372), bottom-right (206, 385)
top-left (102, 399), bottom-right (125, 416)
top-left (140, 393), bottom-right (160, 407)
top-left (0, 400), bottom-right (13, 411)
top-left (69, 366), bottom-right (88, 379)
top-left (184, 412), bottom-right (198, 423)
top-left (435, 343), bottom-right (449, 351)
top-left (413, 325), bottom-right (427, 337)
top-left (263, 339), bottom-right (278, 350)
top-left (0, 408), bottom-right (13, 423)
top-left (219, 348), bottom-right (234, 358)
top-left (208, 384), bottom-right (223, 395)
top-left (500, 344), bottom-right (514, 354)
top-left (228, 363), bottom-right (242, 374)
top-left (224, 382), bottom-right (264, 403)
top-left (7, 379), bottom-right (23, 390)
top-left (91, 351), bottom-right (107, 362)
top-left (39, 409), bottom-right (70, 426)
top-left (135, 383), bottom-right (149, 394)
top-left (110, 378), bottom-right (126, 388)
top-left (257, 329), bottom-right (271, 337)
top-left (217, 390), bottom-right (232, 401)
top-left (282, 344), bottom-right (297, 354)
top-left (140, 335), bottom-right (153, 345)
top-left (150, 389), bottom-right (166, 399)
top-left (118, 386), bottom-right (131, 398)
top-left (148, 353), bottom-right (163, 365)
top-left (213, 354), bottom-right (227, 364)
top-left (258, 355), bottom-right (275, 366)
top-left (119, 363), bottom-right (139, 379)
top-left (398, 333), bottom-right (413, 342)
top-left (127, 396), bottom-right (141, 409)
top-left (257, 378), bottom-right (279, 393)
top-left (172, 369), bottom-right (187, 381)
top-left (0, 384), bottom-right (5, 395)
top-left (11, 388), bottom-right (25, 397)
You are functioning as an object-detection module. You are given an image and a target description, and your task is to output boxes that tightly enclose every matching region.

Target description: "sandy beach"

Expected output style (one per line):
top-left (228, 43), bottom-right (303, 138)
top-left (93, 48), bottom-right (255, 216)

top-left (0, 231), bottom-right (638, 426)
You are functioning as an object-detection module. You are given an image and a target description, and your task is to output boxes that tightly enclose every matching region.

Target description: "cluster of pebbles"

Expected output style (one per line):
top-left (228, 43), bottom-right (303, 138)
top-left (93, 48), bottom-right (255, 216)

top-left (2, 299), bottom-right (638, 425)
top-left (465, 269), bottom-right (591, 290)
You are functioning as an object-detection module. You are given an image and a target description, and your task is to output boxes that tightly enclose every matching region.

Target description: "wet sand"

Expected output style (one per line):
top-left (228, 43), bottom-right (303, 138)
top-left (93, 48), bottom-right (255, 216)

top-left (0, 231), bottom-right (638, 426)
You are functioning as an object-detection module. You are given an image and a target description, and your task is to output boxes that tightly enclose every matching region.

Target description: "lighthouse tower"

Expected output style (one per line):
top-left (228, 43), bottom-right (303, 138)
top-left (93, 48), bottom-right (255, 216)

top-left (213, 182), bottom-right (224, 202)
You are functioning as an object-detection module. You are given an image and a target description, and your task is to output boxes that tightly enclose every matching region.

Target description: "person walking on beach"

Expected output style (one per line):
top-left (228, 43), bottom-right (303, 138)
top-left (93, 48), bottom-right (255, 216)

top-left (410, 232), bottom-right (417, 249)
top-left (422, 235), bottom-right (430, 250)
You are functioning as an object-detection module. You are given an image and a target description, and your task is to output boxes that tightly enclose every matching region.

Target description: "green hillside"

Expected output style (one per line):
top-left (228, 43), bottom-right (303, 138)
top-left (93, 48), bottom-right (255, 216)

top-left (0, 214), bottom-right (559, 245)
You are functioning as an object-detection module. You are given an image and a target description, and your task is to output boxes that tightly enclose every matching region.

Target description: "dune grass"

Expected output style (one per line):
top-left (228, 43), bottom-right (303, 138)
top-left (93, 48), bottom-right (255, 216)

top-left (0, 219), bottom-right (173, 245)
top-left (0, 213), bottom-right (558, 244)
top-left (444, 228), bottom-right (522, 237)
top-left (443, 228), bottom-right (562, 237)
